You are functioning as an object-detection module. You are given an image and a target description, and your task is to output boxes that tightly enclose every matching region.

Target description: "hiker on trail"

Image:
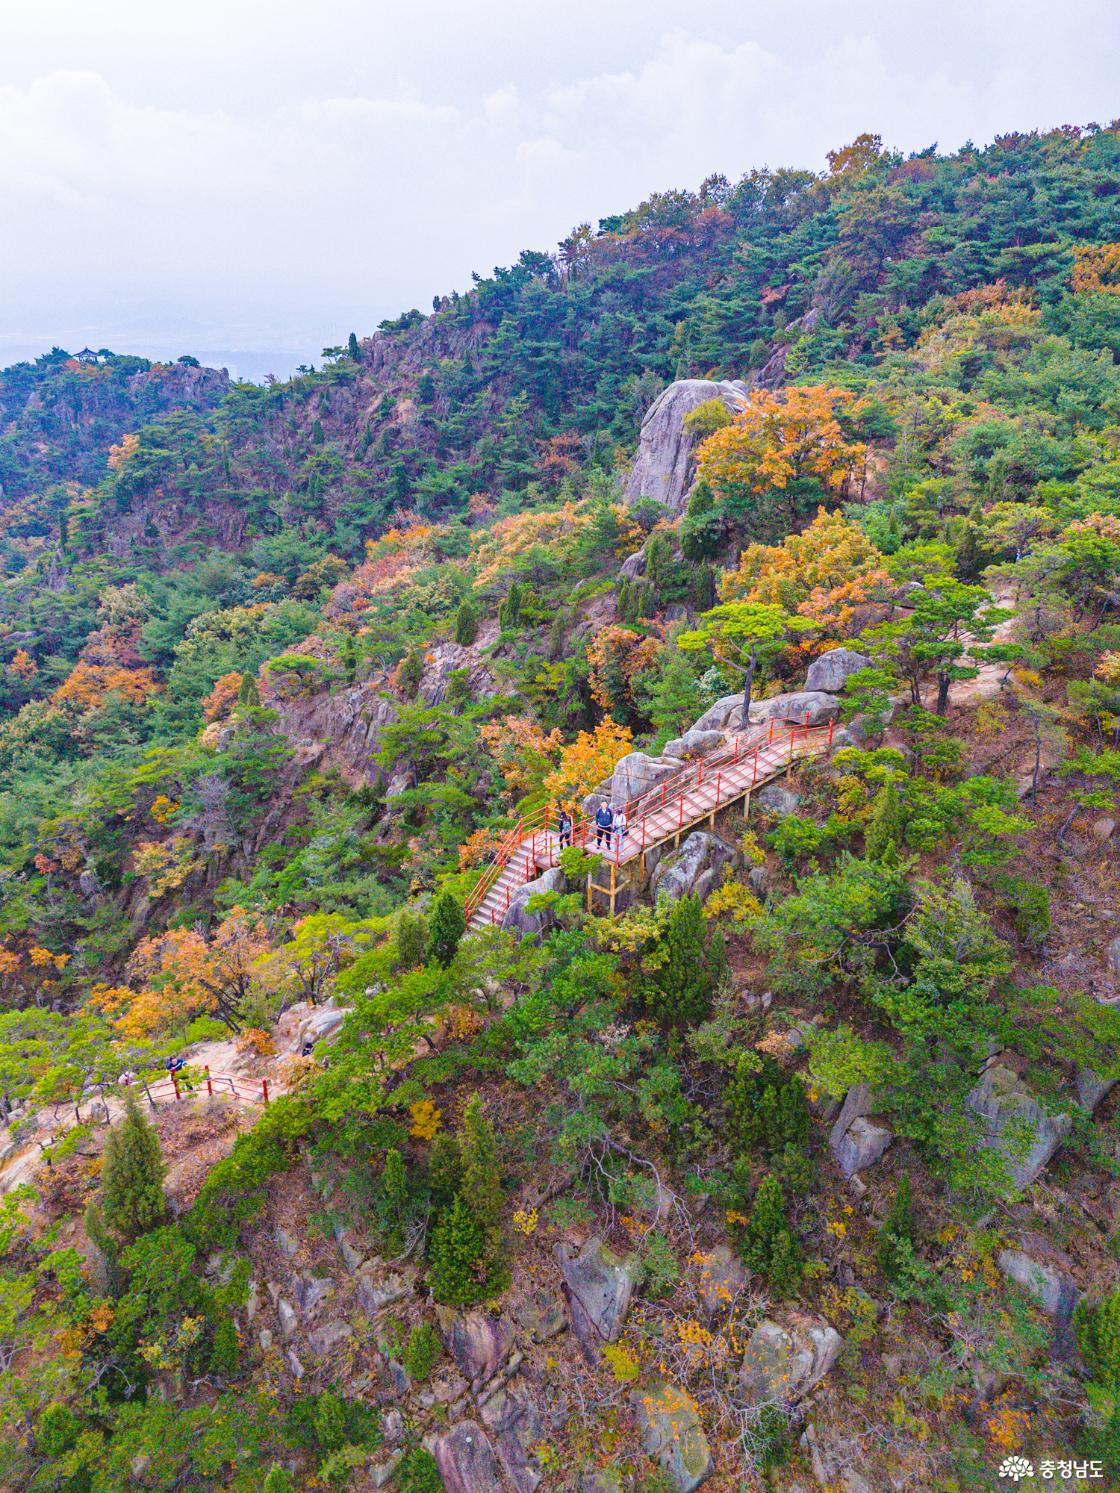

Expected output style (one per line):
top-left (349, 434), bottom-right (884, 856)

top-left (557, 807), bottom-right (572, 849)
top-left (595, 800), bottom-right (614, 850)
top-left (612, 804), bottom-right (628, 851)
top-left (166, 1055), bottom-right (186, 1074)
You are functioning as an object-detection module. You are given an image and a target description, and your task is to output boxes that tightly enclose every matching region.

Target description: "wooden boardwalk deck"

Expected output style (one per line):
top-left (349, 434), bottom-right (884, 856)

top-left (468, 718), bottom-right (832, 930)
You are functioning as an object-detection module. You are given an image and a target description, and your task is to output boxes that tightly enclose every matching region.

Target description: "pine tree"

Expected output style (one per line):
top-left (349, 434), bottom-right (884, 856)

top-left (865, 779), bottom-right (904, 862)
top-left (459, 1096), bottom-right (503, 1238)
top-left (454, 599), bottom-right (479, 646)
top-left (877, 1173), bottom-right (917, 1287)
top-left (428, 1194), bottom-right (489, 1305)
top-left (101, 1092), bottom-right (165, 1243)
top-left (347, 331), bottom-right (361, 362)
top-left (740, 1174), bottom-right (802, 1296)
top-left (498, 581), bottom-right (523, 632)
top-left (643, 895), bottom-right (723, 1027)
top-left (1075, 1290), bottom-right (1120, 1390)
top-left (238, 672), bottom-right (261, 709)
top-left (341, 633), bottom-right (357, 686)
top-left (395, 909), bottom-right (428, 970)
top-left (427, 1131), bottom-right (464, 1209)
top-left (426, 891), bottom-right (465, 967)
top-left (311, 418), bottom-right (325, 444)
top-left (377, 1148), bottom-right (411, 1253)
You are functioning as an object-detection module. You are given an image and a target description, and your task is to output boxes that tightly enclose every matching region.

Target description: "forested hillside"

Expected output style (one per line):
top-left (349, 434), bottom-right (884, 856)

top-left (2, 125), bottom-right (1120, 1492)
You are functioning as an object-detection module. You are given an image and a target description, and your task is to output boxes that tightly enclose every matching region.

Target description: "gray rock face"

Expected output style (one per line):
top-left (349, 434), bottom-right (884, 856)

top-left (501, 866), bottom-right (566, 941)
top-left (966, 1063), bottom-right (1072, 1190)
top-left (1109, 937), bottom-right (1120, 980)
top-left (662, 728), bottom-right (725, 760)
top-left (511, 1288), bottom-right (567, 1342)
top-left (625, 378), bottom-right (750, 516)
top-left (750, 691), bottom-right (842, 727)
top-left (748, 865), bottom-right (769, 895)
top-left (436, 1307), bottom-right (513, 1385)
top-left (833, 1117), bottom-right (893, 1179)
top-left (753, 783), bottom-right (802, 817)
top-left (619, 547), bottom-right (647, 581)
top-left (356, 1264), bottom-right (413, 1316)
top-left (692, 693), bottom-right (747, 733)
top-left (1076, 1068), bottom-right (1117, 1112)
top-left (632, 1381), bottom-right (713, 1493)
top-left (693, 1245), bottom-right (749, 1317)
top-left (805, 648), bottom-right (871, 694)
top-left (739, 1316), bottom-right (844, 1406)
top-left (997, 1248), bottom-right (1080, 1322)
top-left (555, 1236), bottom-right (644, 1344)
top-left (651, 831), bottom-right (739, 904)
top-left (480, 1384), bottom-right (546, 1493)
top-left (433, 1421), bottom-right (506, 1493)
top-left (610, 751), bottom-right (681, 806)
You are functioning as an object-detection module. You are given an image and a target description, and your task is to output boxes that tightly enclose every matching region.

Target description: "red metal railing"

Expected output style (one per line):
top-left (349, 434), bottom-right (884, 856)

top-left (465, 713), bottom-right (835, 925)
top-left (130, 1068), bottom-right (271, 1108)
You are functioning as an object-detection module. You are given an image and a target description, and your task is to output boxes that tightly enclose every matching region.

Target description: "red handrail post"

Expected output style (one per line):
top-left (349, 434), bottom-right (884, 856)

top-left (804, 711), bottom-right (810, 728)
top-left (641, 817), bottom-right (646, 852)
top-left (205, 1066), bottom-right (213, 1098)
top-left (789, 729), bottom-right (794, 765)
top-left (752, 747), bottom-right (758, 786)
top-left (828, 717), bottom-right (835, 752)
top-left (768, 719), bottom-right (774, 744)
top-left (661, 783), bottom-right (667, 807)
top-left (697, 760), bottom-right (703, 786)
top-left (262, 1078), bottom-right (270, 1107)
top-left (715, 771), bottom-right (721, 806)
top-left (678, 794), bottom-right (684, 831)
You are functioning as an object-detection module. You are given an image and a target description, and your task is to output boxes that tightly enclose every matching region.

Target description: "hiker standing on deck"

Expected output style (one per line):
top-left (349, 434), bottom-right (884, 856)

top-left (557, 807), bottom-right (572, 849)
top-left (612, 804), bottom-right (628, 852)
top-left (594, 800), bottom-right (614, 850)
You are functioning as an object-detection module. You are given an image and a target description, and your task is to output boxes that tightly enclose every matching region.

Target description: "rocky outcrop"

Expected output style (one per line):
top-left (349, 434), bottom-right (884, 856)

top-left (662, 728), bottom-right (724, 760)
top-left (997, 1248), bottom-right (1079, 1323)
top-left (750, 691), bottom-right (841, 727)
top-left (625, 379), bottom-right (749, 516)
top-left (555, 1236), bottom-right (644, 1345)
top-left (432, 1421), bottom-right (506, 1493)
top-left (966, 1063), bottom-right (1072, 1190)
top-left (691, 693), bottom-right (747, 733)
top-left (436, 1308), bottom-right (513, 1386)
top-left (739, 1315), bottom-right (844, 1407)
top-left (650, 831), bottom-right (739, 904)
top-left (1076, 1068), bottom-right (1117, 1112)
top-left (480, 1383), bottom-right (546, 1493)
top-left (805, 648), bottom-right (870, 694)
top-left (418, 642), bottom-right (497, 707)
top-left (632, 1381), bottom-right (712, 1493)
top-left (610, 751), bottom-right (682, 806)
top-left (829, 1085), bottom-right (892, 1179)
top-left (754, 783), bottom-right (801, 817)
top-left (693, 1245), bottom-right (749, 1317)
top-left (501, 866), bottom-right (566, 940)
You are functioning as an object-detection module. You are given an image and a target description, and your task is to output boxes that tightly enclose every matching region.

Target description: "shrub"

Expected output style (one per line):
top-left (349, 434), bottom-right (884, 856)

top-left (396, 1445), bottom-right (444, 1493)
top-left (725, 1054), bottom-right (809, 1157)
top-left (1075, 1290), bottom-right (1120, 1389)
top-left (401, 1320), bottom-right (441, 1382)
top-left (395, 909), bottom-right (429, 970)
top-left (876, 1174), bottom-right (915, 1286)
top-left (454, 600), bottom-right (479, 646)
top-left (209, 1313), bottom-right (240, 1375)
top-left (100, 1092), bottom-right (165, 1243)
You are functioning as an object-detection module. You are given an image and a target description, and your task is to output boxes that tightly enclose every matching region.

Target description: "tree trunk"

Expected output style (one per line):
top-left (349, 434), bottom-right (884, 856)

top-left (739, 645), bottom-right (757, 729)
top-left (936, 671), bottom-right (950, 716)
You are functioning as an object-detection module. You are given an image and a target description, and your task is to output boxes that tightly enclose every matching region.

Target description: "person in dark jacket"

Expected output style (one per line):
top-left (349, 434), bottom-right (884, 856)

top-left (557, 808), bottom-right (572, 848)
top-left (594, 800), bottom-right (614, 850)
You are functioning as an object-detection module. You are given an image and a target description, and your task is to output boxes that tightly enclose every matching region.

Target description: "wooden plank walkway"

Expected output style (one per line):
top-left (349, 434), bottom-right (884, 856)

top-left (468, 719), bottom-right (832, 930)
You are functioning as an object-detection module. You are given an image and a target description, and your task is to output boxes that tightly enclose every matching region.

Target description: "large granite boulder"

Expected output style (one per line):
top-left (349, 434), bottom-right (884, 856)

top-left (662, 728), bottom-right (725, 760)
top-left (436, 1307), bottom-right (513, 1385)
top-left (966, 1063), bottom-right (1072, 1190)
top-left (632, 1381), bottom-right (712, 1493)
top-left (555, 1236), bottom-right (644, 1344)
top-left (651, 832), bottom-right (739, 904)
top-left (1109, 936), bottom-right (1120, 980)
top-left (501, 866), bottom-right (566, 941)
top-left (805, 648), bottom-right (870, 694)
top-left (739, 1316), bottom-right (844, 1407)
top-left (432, 1421), bottom-right (506, 1493)
top-left (625, 379), bottom-right (749, 516)
top-left (750, 691), bottom-right (841, 727)
top-left (610, 751), bottom-right (681, 806)
top-left (753, 783), bottom-right (802, 817)
top-left (692, 693), bottom-right (747, 733)
top-left (1076, 1068), bottom-right (1117, 1112)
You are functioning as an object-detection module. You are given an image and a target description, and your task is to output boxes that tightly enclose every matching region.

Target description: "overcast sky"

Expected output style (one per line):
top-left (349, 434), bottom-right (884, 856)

top-left (2, 0), bottom-right (1118, 377)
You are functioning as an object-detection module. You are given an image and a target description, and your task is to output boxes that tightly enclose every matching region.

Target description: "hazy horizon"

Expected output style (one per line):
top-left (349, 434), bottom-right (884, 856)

top-left (3, 0), bottom-right (1119, 377)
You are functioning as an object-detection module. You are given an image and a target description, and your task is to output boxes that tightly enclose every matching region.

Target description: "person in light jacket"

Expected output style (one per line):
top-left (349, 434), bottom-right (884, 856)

top-left (612, 804), bottom-right (628, 851)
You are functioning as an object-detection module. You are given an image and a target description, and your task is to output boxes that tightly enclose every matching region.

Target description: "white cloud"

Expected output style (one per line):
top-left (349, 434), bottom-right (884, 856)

top-left (0, 2), bottom-right (1117, 369)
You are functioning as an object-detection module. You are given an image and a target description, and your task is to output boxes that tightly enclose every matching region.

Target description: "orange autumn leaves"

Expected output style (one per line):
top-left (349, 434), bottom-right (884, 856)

top-left (696, 385), bottom-right (867, 507)
top-left (90, 908), bottom-right (270, 1040)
